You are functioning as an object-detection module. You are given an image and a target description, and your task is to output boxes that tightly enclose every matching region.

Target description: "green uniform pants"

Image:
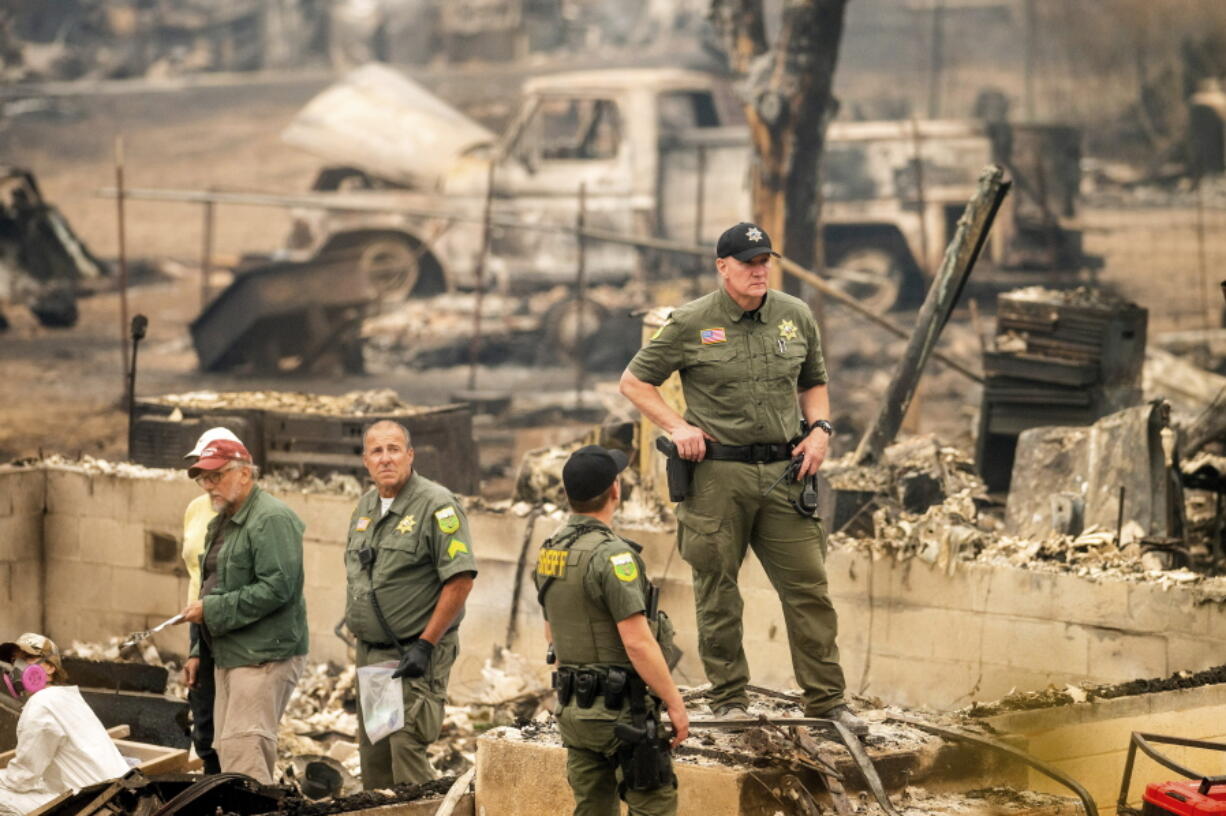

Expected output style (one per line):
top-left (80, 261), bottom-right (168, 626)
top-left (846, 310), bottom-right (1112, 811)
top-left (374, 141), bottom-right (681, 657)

top-left (676, 458), bottom-right (846, 716)
top-left (557, 701), bottom-right (677, 816)
top-left (355, 629), bottom-right (460, 788)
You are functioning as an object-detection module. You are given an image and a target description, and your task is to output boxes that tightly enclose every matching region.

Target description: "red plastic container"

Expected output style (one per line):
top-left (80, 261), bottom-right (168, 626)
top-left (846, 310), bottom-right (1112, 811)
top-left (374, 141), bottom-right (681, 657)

top-left (1143, 781), bottom-right (1226, 815)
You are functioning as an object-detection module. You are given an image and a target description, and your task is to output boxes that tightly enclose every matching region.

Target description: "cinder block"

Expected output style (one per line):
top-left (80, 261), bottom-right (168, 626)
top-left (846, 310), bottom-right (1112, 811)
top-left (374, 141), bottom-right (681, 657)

top-left (860, 653), bottom-right (977, 708)
top-left (43, 513), bottom-right (81, 561)
top-left (108, 567), bottom-right (182, 618)
top-left (984, 568), bottom-right (1057, 620)
top-left (467, 512), bottom-right (529, 563)
top-left (1126, 581), bottom-right (1201, 635)
top-left (1084, 628), bottom-right (1168, 683)
top-left (304, 541), bottom-right (346, 589)
top-left (46, 559), bottom-right (113, 615)
top-left (1048, 572), bottom-right (1130, 629)
top-left (476, 729), bottom-right (790, 816)
top-left (981, 617), bottom-right (1089, 676)
top-left (892, 559), bottom-right (994, 613)
top-left (0, 512), bottom-right (41, 561)
top-left (286, 492), bottom-right (356, 544)
top-left (129, 477), bottom-right (199, 530)
top-left (1166, 635), bottom-right (1226, 674)
top-left (625, 528), bottom-right (674, 574)
top-left (44, 468), bottom-right (95, 516)
top-left (86, 518), bottom-right (146, 569)
top-left (0, 469), bottom-right (45, 517)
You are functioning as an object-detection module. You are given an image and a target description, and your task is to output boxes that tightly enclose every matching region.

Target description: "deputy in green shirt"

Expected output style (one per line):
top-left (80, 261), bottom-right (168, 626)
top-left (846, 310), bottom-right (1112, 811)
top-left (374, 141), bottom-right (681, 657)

top-left (345, 420), bottom-right (478, 788)
top-left (536, 445), bottom-right (688, 816)
top-left (620, 222), bottom-right (867, 736)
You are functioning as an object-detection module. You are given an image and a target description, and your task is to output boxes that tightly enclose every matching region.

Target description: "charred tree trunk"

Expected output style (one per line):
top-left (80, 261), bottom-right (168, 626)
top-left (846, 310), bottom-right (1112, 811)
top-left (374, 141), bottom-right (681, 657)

top-left (711, 0), bottom-right (849, 294)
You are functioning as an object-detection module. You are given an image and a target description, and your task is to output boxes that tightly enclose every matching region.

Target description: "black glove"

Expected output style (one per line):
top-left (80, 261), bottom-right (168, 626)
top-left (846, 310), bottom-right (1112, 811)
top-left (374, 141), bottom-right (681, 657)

top-left (392, 638), bottom-right (434, 679)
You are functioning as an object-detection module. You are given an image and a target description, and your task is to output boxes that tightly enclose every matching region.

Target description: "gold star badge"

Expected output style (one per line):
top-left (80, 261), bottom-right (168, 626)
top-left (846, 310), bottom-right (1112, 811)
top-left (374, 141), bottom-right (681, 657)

top-left (779, 319), bottom-right (799, 341)
top-left (396, 515), bottom-right (417, 535)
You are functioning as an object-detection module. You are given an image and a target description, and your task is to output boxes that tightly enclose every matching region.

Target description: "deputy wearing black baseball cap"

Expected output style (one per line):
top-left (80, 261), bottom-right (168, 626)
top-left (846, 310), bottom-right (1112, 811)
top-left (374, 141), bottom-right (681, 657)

top-left (534, 444), bottom-right (689, 814)
top-left (562, 444), bottom-right (629, 504)
top-left (620, 219), bottom-right (865, 735)
top-left (715, 221), bottom-right (781, 262)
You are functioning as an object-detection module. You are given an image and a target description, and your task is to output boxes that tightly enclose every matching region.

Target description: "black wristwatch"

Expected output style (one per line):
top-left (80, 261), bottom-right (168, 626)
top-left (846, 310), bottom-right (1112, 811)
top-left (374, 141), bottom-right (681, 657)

top-left (811, 419), bottom-right (835, 437)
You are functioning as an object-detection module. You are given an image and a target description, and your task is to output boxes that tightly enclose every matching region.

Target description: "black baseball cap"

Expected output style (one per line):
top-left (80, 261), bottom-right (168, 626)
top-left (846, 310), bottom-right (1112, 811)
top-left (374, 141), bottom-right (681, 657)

top-left (563, 445), bottom-right (629, 502)
top-left (716, 222), bottom-right (780, 261)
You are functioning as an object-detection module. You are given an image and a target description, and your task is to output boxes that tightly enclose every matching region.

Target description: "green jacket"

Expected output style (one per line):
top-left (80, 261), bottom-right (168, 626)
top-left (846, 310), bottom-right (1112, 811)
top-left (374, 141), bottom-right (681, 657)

top-left (198, 486), bottom-right (309, 668)
top-left (627, 287), bottom-right (827, 445)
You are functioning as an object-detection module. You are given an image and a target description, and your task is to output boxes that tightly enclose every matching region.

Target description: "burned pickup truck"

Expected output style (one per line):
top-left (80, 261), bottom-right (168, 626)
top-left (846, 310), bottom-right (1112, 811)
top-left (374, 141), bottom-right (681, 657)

top-left (0, 166), bottom-right (107, 329)
top-left (280, 64), bottom-right (1091, 313)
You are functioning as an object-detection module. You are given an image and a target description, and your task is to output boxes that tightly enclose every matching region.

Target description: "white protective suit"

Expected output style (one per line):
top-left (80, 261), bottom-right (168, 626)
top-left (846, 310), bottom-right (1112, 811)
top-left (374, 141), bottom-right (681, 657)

top-left (0, 686), bottom-right (130, 816)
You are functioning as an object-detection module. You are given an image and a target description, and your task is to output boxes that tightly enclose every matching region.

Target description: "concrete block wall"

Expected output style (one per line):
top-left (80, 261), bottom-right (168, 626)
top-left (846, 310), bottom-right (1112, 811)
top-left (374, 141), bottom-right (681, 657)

top-left (0, 469), bottom-right (46, 636)
top-left (986, 684), bottom-right (1226, 811)
top-left (4, 464), bottom-right (1226, 712)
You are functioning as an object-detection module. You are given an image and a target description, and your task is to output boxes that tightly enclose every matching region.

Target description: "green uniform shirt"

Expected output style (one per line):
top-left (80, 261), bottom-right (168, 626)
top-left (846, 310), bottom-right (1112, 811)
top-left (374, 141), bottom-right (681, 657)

top-left (199, 486), bottom-right (309, 669)
top-left (627, 287), bottom-right (827, 446)
top-left (534, 515), bottom-right (649, 668)
top-left (344, 472), bottom-right (478, 644)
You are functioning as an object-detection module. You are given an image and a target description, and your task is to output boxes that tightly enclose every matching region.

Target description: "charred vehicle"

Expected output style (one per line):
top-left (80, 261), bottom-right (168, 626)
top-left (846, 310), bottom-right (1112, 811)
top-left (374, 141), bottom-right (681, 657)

top-left (0, 167), bottom-right (107, 329)
top-left (281, 65), bottom-right (1091, 313)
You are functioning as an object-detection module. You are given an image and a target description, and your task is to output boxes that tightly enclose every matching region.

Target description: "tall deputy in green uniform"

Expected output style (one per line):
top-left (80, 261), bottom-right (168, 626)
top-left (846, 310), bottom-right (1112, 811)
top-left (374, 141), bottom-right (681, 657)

top-left (536, 445), bottom-right (689, 816)
top-left (619, 222), bottom-right (868, 735)
top-left (345, 420), bottom-right (478, 787)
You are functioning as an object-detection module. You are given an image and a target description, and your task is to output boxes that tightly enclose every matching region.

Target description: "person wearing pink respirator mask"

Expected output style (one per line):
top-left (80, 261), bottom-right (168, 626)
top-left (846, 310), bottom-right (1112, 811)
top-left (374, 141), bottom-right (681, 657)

top-left (0, 633), bottom-right (129, 816)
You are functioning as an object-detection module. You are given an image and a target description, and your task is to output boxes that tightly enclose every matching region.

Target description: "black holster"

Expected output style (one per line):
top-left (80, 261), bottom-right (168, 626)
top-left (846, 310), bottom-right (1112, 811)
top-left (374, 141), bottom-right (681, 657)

top-left (613, 677), bottom-right (675, 795)
top-left (655, 437), bottom-right (693, 502)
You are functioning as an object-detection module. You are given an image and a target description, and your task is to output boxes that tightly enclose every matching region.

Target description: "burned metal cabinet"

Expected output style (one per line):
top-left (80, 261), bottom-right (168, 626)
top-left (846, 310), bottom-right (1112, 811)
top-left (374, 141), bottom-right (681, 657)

top-left (975, 289), bottom-right (1148, 491)
top-left (131, 399), bottom-right (479, 495)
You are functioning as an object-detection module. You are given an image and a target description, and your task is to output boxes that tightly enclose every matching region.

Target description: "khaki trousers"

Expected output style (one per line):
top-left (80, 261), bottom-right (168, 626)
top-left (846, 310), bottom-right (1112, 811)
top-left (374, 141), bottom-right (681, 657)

top-left (214, 655), bottom-right (306, 784)
top-left (676, 458), bottom-right (846, 716)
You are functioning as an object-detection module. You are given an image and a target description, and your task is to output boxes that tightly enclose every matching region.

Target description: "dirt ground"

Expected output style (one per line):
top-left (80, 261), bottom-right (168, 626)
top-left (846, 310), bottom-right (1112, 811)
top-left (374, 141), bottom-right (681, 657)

top-left (1, 71), bottom-right (1220, 470)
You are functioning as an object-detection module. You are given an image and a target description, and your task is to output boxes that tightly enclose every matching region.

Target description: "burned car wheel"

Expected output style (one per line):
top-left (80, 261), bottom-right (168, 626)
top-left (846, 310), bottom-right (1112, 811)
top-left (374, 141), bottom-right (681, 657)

top-left (827, 246), bottom-right (907, 314)
top-left (543, 296), bottom-right (610, 361)
top-left (30, 288), bottom-right (79, 328)
top-left (359, 237), bottom-right (420, 303)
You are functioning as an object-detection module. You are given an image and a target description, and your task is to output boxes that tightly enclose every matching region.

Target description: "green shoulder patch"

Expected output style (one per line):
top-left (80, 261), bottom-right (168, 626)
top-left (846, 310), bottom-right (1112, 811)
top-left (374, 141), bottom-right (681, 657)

top-left (609, 551), bottom-right (639, 583)
top-left (434, 506), bottom-right (461, 534)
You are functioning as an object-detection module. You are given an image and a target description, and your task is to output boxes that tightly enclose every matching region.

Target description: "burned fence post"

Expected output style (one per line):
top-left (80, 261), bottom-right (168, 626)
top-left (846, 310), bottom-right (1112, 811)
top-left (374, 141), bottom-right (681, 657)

top-left (114, 136), bottom-right (131, 395)
top-left (468, 160), bottom-right (497, 391)
top-left (200, 197), bottom-right (215, 309)
top-left (854, 165), bottom-right (1010, 466)
top-left (574, 182), bottom-right (587, 406)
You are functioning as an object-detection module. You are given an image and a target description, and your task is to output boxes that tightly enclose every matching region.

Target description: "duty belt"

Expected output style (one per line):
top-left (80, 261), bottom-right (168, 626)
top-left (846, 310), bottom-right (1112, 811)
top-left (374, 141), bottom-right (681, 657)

top-left (553, 666), bottom-right (638, 710)
top-left (705, 442), bottom-right (792, 463)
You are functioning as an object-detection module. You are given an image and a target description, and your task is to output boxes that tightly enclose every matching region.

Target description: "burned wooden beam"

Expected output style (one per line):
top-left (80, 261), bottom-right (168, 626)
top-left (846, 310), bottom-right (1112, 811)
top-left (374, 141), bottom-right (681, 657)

top-left (854, 165), bottom-right (1010, 465)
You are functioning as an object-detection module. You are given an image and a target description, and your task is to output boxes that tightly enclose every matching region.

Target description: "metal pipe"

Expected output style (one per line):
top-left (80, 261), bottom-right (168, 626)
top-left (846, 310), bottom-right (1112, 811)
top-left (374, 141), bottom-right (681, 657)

top-left (126, 314), bottom-right (147, 459)
top-left (113, 138), bottom-right (130, 389)
top-left (575, 182), bottom-right (587, 406)
top-left (468, 161), bottom-right (497, 391)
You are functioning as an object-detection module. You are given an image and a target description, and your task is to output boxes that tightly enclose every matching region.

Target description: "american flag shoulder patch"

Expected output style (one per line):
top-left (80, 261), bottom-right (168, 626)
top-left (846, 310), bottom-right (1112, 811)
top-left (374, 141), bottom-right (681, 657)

top-left (700, 327), bottom-right (727, 344)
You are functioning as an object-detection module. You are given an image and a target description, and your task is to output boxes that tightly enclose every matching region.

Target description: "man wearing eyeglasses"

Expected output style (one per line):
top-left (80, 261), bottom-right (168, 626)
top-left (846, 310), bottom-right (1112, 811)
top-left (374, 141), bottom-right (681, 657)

top-left (176, 438), bottom-right (308, 784)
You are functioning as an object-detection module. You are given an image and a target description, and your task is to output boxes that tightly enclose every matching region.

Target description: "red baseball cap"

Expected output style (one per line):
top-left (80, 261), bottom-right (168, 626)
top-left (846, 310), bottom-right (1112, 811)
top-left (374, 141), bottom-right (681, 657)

top-left (187, 438), bottom-right (253, 478)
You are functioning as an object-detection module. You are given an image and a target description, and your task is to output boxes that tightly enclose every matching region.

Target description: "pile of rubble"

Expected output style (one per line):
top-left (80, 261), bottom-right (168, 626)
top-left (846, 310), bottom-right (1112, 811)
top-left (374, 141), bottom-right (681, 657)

top-left (148, 389), bottom-right (424, 417)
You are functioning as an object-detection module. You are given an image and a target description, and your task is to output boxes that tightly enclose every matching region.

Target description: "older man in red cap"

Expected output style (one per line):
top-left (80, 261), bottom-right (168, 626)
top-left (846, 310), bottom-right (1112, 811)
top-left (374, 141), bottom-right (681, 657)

top-left (176, 438), bottom-right (308, 784)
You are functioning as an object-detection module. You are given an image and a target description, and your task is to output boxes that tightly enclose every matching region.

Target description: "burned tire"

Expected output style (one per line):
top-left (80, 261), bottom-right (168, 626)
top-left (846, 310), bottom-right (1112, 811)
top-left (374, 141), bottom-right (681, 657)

top-left (543, 297), bottom-right (610, 361)
top-left (827, 246), bottom-right (908, 314)
top-left (30, 288), bottom-right (78, 328)
top-left (358, 236), bottom-right (420, 303)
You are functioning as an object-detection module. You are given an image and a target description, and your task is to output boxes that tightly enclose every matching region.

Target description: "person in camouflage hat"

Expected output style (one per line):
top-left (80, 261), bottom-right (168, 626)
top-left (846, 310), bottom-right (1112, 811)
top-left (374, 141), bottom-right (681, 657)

top-left (619, 222), bottom-right (868, 736)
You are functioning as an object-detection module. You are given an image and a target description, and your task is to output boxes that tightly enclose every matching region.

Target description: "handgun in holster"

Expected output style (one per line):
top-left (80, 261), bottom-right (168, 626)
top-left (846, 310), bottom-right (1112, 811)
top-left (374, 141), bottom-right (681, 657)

top-left (654, 437), bottom-right (694, 502)
top-left (614, 714), bottom-right (675, 791)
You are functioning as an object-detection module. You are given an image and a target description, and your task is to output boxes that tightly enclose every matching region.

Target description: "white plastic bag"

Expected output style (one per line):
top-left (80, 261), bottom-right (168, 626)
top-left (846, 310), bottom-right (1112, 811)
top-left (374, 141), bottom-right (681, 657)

top-left (357, 661), bottom-right (404, 744)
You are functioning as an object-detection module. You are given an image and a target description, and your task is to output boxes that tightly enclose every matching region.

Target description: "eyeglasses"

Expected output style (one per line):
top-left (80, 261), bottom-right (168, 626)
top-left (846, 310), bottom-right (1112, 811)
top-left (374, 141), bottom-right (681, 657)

top-left (194, 469), bottom-right (233, 488)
